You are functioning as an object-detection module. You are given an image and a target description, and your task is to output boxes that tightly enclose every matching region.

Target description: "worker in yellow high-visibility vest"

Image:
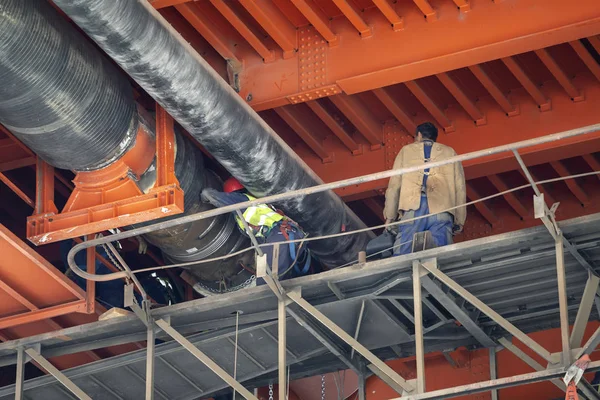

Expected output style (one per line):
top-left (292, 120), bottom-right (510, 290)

top-left (201, 177), bottom-right (312, 284)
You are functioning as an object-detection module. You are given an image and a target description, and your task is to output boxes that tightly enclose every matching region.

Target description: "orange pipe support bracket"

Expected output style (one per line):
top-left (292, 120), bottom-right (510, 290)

top-left (26, 104), bottom-right (184, 245)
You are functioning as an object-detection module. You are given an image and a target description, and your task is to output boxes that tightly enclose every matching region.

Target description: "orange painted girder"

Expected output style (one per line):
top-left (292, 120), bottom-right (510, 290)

top-left (214, 0), bottom-right (600, 111)
top-left (364, 322), bottom-right (600, 400)
top-left (287, 76), bottom-right (600, 199)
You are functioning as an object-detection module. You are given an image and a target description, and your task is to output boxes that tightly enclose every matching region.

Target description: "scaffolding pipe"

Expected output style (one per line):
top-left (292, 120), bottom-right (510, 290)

top-left (67, 123), bottom-right (600, 282)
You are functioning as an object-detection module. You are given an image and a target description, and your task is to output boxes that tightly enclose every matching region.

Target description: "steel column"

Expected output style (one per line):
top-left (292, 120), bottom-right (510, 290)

top-left (412, 261), bottom-right (426, 393)
top-left (420, 264), bottom-right (553, 363)
top-left (278, 299), bottom-right (286, 400)
top-left (15, 348), bottom-right (24, 400)
top-left (155, 319), bottom-right (258, 400)
top-left (489, 348), bottom-right (498, 400)
top-left (25, 348), bottom-right (91, 400)
top-left (555, 232), bottom-right (572, 366)
top-left (287, 291), bottom-right (414, 394)
top-left (145, 322), bottom-right (156, 400)
top-left (570, 274), bottom-right (600, 348)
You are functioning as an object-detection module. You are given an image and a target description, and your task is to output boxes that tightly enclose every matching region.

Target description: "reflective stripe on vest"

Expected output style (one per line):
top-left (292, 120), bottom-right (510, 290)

top-left (235, 195), bottom-right (283, 236)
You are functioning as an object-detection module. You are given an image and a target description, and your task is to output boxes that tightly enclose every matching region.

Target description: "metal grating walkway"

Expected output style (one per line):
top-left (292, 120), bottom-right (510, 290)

top-left (1, 213), bottom-right (600, 399)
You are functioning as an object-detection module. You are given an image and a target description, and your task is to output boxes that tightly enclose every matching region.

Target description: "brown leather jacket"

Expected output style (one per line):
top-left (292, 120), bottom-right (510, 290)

top-left (383, 141), bottom-right (467, 227)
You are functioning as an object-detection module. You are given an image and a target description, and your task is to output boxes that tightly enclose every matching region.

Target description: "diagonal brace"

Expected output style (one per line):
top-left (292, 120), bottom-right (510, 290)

top-left (421, 264), bottom-right (553, 363)
top-left (421, 276), bottom-right (496, 348)
top-left (155, 319), bottom-right (258, 400)
top-left (287, 291), bottom-right (414, 394)
top-left (287, 308), bottom-right (360, 373)
top-left (25, 348), bottom-right (92, 400)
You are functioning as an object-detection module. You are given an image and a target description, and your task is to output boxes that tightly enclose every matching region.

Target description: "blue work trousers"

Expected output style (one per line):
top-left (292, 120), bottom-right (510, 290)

top-left (394, 195), bottom-right (453, 256)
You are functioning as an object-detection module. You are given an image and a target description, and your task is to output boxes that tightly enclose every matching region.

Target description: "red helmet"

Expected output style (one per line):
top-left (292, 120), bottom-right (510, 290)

top-left (223, 177), bottom-right (245, 193)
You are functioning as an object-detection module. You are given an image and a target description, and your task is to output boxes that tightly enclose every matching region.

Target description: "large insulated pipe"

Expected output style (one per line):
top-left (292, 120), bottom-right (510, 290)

top-left (0, 0), bottom-right (253, 294)
top-left (53, 0), bottom-right (369, 266)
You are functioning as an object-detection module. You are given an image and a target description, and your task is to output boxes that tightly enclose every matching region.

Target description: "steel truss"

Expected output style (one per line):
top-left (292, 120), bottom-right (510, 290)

top-left (2, 127), bottom-right (600, 399)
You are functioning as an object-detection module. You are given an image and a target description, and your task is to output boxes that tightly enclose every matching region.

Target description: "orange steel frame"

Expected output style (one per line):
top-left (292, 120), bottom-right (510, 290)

top-left (26, 105), bottom-right (184, 245)
top-left (156, 0), bottom-right (600, 111)
top-left (0, 224), bottom-right (92, 330)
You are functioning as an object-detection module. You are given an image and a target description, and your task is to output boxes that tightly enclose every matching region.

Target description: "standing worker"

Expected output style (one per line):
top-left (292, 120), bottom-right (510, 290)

top-left (201, 178), bottom-right (312, 282)
top-left (383, 122), bottom-right (466, 255)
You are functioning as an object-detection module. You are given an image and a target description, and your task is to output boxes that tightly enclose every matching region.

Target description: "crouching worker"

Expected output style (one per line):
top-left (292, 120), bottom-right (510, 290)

top-left (383, 122), bottom-right (467, 256)
top-left (201, 177), bottom-right (312, 284)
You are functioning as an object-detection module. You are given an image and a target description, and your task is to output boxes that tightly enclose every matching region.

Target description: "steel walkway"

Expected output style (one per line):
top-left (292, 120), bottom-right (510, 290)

top-left (1, 212), bottom-right (599, 399)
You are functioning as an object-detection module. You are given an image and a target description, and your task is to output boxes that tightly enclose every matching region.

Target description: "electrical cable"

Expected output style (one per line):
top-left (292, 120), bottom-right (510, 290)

top-left (76, 170), bottom-right (600, 277)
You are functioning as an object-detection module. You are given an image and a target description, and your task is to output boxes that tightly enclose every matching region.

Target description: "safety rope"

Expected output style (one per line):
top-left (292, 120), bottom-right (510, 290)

top-left (89, 169), bottom-right (600, 276)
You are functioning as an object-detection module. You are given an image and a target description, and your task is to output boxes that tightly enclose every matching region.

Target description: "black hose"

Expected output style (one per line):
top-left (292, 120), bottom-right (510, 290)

top-left (53, 0), bottom-right (369, 265)
top-left (0, 0), bottom-right (137, 171)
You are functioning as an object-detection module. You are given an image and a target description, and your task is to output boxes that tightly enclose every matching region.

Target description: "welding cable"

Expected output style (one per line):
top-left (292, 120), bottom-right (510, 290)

top-left (66, 169), bottom-right (600, 281)
top-left (123, 169), bottom-right (600, 276)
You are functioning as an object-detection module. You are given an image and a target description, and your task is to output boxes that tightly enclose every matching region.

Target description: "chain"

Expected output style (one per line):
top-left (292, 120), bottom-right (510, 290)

top-left (321, 375), bottom-right (325, 400)
top-left (268, 383), bottom-right (273, 400)
top-left (195, 275), bottom-right (256, 295)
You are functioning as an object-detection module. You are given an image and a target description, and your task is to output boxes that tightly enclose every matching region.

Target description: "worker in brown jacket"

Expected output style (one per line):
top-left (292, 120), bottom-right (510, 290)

top-left (383, 122), bottom-right (466, 255)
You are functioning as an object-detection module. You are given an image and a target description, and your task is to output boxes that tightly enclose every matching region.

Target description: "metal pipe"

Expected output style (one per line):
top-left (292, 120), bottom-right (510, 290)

top-left (52, 0), bottom-right (368, 266)
top-left (66, 123), bottom-right (600, 282)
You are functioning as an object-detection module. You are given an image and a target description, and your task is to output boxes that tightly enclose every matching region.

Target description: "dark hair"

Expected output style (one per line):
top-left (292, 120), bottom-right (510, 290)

top-left (416, 122), bottom-right (438, 142)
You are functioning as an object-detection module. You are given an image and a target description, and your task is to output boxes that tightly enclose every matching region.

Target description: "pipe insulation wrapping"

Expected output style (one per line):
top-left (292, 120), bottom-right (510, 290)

top-left (0, 0), bottom-right (253, 293)
top-left (54, 0), bottom-right (369, 265)
top-left (0, 0), bottom-right (137, 171)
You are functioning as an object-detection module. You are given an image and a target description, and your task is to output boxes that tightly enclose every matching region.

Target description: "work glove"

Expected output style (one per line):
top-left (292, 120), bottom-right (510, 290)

top-left (385, 218), bottom-right (398, 235)
top-left (200, 188), bottom-right (220, 207)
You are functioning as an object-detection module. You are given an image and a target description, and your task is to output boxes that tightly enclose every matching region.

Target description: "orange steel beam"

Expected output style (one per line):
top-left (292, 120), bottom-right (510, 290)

top-left (209, 0), bottom-right (275, 63)
top-left (34, 159), bottom-right (57, 216)
top-left (212, 0), bottom-right (600, 110)
top-left (175, 3), bottom-right (241, 66)
top-left (296, 74), bottom-right (600, 199)
top-left (372, 0), bottom-right (404, 31)
top-left (582, 154), bottom-right (600, 182)
top-left (488, 174), bottom-right (530, 219)
top-left (501, 56), bottom-right (552, 112)
top-left (412, 0), bottom-right (437, 21)
top-left (535, 48), bottom-right (585, 102)
top-left (590, 36), bottom-right (600, 54)
top-left (306, 100), bottom-right (363, 155)
top-left (436, 72), bottom-right (486, 126)
top-left (469, 64), bottom-right (520, 117)
top-left (275, 107), bottom-right (333, 163)
top-left (290, 0), bottom-right (339, 46)
top-left (0, 279), bottom-right (38, 311)
top-left (331, 0), bottom-right (373, 38)
top-left (0, 300), bottom-right (87, 330)
top-left (452, 0), bottom-right (471, 13)
top-left (550, 160), bottom-right (590, 205)
top-left (330, 94), bottom-right (383, 149)
top-left (239, 0), bottom-right (297, 58)
top-left (405, 80), bottom-right (455, 133)
top-left (570, 40), bottom-right (600, 83)
top-left (150, 0), bottom-right (188, 8)
top-left (373, 88), bottom-right (417, 135)
top-left (0, 173), bottom-right (34, 208)
top-left (465, 183), bottom-right (498, 226)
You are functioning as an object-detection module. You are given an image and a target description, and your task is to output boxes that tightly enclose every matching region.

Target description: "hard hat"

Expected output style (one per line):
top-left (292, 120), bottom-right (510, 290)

top-left (223, 177), bottom-right (245, 193)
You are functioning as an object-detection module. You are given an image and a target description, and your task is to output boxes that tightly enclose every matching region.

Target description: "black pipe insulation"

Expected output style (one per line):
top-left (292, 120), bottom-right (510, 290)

top-left (0, 0), bottom-right (137, 171)
top-left (0, 0), bottom-right (253, 294)
top-left (53, 0), bottom-right (370, 266)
